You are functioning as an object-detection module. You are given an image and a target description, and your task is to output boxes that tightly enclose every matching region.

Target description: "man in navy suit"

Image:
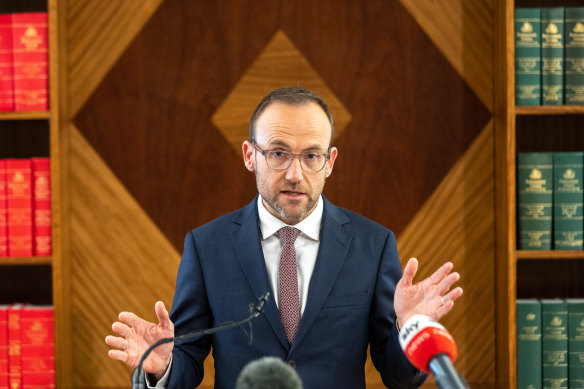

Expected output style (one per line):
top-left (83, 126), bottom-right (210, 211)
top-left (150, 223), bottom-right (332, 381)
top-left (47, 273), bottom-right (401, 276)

top-left (106, 87), bottom-right (463, 388)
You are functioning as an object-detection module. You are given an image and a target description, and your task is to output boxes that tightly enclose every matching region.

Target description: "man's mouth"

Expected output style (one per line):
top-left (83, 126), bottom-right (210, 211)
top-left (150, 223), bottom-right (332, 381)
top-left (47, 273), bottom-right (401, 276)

top-left (281, 190), bottom-right (305, 198)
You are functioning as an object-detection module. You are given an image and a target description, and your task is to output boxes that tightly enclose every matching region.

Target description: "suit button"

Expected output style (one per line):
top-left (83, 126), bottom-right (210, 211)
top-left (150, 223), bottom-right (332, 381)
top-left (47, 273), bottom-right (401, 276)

top-left (287, 360), bottom-right (297, 368)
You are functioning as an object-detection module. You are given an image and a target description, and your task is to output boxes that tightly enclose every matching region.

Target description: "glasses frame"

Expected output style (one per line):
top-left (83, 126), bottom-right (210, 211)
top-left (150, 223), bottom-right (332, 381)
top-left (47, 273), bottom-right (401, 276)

top-left (251, 141), bottom-right (331, 173)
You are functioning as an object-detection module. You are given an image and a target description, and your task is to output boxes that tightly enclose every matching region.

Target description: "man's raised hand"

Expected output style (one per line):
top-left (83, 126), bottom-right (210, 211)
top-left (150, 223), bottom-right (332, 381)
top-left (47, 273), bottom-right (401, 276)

top-left (394, 258), bottom-right (463, 326)
top-left (105, 301), bottom-right (174, 380)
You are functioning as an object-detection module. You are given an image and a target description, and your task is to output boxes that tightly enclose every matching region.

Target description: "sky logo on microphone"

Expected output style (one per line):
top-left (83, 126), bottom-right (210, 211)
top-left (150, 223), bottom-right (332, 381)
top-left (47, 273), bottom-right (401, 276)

top-left (398, 315), bottom-right (457, 373)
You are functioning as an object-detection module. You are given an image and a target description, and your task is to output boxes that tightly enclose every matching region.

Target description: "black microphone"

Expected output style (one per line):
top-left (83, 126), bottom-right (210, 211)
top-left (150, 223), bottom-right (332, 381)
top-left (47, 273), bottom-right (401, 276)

top-left (398, 315), bottom-right (469, 389)
top-left (235, 356), bottom-right (303, 389)
top-left (133, 292), bottom-right (270, 389)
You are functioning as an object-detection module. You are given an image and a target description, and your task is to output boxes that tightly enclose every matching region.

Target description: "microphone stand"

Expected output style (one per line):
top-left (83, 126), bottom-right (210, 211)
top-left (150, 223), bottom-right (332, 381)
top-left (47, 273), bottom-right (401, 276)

top-left (132, 292), bottom-right (270, 389)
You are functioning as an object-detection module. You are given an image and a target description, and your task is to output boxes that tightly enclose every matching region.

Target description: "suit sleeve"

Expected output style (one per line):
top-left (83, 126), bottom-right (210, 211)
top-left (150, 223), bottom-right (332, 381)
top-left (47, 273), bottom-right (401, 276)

top-left (166, 231), bottom-right (213, 388)
top-left (369, 230), bottom-right (428, 388)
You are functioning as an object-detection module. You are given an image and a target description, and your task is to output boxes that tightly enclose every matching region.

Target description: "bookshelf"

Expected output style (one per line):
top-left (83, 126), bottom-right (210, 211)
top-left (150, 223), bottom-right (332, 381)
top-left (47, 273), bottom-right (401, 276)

top-left (0, 0), bottom-right (63, 387)
top-left (495, 0), bottom-right (584, 387)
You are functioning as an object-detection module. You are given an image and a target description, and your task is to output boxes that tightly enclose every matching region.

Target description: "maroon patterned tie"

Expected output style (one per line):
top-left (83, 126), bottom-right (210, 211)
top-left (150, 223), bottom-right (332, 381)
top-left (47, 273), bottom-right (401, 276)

top-left (278, 227), bottom-right (302, 344)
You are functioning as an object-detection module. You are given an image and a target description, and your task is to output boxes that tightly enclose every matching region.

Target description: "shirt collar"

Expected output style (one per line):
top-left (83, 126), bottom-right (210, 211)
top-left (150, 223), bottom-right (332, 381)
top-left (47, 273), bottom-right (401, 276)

top-left (257, 195), bottom-right (323, 241)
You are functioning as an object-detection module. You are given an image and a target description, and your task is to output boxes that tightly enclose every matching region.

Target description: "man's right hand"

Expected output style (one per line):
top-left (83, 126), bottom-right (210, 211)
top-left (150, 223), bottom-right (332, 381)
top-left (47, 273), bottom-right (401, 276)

top-left (105, 301), bottom-right (174, 380)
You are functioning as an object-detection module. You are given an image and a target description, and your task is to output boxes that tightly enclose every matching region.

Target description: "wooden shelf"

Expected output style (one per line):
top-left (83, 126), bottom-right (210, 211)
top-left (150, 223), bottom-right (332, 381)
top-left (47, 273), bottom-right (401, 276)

top-left (0, 256), bottom-right (52, 266)
top-left (0, 111), bottom-right (51, 120)
top-left (516, 105), bottom-right (584, 115)
top-left (516, 250), bottom-right (584, 259)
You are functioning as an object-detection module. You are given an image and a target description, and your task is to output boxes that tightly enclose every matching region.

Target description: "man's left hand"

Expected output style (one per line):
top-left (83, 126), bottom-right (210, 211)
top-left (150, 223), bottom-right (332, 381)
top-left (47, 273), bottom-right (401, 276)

top-left (394, 258), bottom-right (463, 326)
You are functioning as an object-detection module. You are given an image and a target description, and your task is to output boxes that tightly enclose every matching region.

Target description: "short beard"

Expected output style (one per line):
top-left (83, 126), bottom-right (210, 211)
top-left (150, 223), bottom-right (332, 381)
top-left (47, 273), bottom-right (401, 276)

top-left (263, 192), bottom-right (318, 224)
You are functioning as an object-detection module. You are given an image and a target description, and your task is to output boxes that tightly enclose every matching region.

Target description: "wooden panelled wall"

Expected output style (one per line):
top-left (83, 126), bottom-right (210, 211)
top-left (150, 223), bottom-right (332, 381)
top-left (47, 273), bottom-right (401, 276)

top-left (57, 0), bottom-right (495, 387)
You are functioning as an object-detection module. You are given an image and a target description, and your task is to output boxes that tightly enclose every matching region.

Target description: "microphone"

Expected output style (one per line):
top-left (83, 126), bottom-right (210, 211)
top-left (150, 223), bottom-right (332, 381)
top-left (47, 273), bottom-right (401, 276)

top-left (398, 315), bottom-right (469, 389)
top-left (235, 356), bottom-right (303, 389)
top-left (133, 292), bottom-right (270, 389)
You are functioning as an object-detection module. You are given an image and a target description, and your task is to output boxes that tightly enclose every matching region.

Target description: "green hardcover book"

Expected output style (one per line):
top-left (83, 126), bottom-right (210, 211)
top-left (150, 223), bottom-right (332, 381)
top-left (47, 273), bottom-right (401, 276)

top-left (541, 8), bottom-right (564, 105)
top-left (542, 299), bottom-right (569, 389)
top-left (553, 152), bottom-right (584, 249)
top-left (517, 300), bottom-right (543, 389)
top-left (565, 7), bottom-right (584, 105)
top-left (518, 153), bottom-right (553, 250)
top-left (568, 299), bottom-right (584, 389)
top-left (516, 8), bottom-right (542, 105)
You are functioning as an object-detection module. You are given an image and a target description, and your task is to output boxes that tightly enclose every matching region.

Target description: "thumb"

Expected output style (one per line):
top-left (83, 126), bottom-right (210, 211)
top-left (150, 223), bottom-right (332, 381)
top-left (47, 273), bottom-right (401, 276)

top-left (154, 301), bottom-right (172, 329)
top-left (401, 257), bottom-right (419, 287)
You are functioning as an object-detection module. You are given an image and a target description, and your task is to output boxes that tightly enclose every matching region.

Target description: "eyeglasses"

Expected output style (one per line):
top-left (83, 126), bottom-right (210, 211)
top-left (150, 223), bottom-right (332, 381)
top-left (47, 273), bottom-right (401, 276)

top-left (252, 142), bottom-right (330, 173)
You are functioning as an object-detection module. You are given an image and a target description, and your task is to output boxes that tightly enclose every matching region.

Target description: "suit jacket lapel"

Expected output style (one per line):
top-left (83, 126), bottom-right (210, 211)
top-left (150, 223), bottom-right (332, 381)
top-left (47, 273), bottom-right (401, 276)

top-left (291, 197), bottom-right (352, 350)
top-left (231, 197), bottom-right (290, 349)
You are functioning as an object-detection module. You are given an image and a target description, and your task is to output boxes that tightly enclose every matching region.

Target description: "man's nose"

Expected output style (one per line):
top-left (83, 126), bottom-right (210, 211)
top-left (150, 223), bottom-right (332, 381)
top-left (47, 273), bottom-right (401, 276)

top-left (285, 156), bottom-right (304, 182)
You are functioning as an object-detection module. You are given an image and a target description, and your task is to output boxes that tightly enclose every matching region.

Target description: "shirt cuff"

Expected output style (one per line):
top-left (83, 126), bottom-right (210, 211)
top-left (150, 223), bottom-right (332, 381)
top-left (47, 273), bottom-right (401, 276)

top-left (145, 355), bottom-right (173, 389)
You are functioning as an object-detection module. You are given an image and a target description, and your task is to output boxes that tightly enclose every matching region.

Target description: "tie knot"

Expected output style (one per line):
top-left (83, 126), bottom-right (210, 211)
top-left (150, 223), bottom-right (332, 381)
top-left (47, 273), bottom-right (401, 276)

top-left (278, 227), bottom-right (301, 244)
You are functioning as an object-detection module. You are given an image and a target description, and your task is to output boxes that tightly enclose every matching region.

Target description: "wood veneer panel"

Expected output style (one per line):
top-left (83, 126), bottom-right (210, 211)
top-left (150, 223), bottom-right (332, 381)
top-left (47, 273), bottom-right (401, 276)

top-left (68, 125), bottom-right (180, 387)
top-left (399, 0), bottom-right (494, 111)
top-left (395, 122), bottom-right (496, 384)
top-left (67, 0), bottom-right (163, 116)
top-left (75, 0), bottom-right (490, 251)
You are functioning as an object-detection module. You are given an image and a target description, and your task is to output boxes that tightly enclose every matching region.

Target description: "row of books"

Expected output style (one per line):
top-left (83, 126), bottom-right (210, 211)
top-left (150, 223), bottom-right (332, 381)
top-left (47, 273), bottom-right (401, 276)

top-left (515, 7), bottom-right (584, 106)
top-left (0, 12), bottom-right (49, 112)
top-left (0, 158), bottom-right (51, 257)
top-left (0, 304), bottom-right (54, 389)
top-left (517, 299), bottom-right (583, 389)
top-left (518, 152), bottom-right (584, 250)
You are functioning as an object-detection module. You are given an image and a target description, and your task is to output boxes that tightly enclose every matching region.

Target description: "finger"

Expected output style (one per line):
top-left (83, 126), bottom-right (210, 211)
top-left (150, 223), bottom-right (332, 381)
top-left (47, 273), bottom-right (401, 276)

top-left (111, 321), bottom-right (132, 338)
top-left (427, 261), bottom-right (454, 284)
top-left (401, 258), bottom-right (418, 287)
top-left (434, 300), bottom-right (455, 320)
top-left (435, 272), bottom-right (460, 296)
top-left (105, 335), bottom-right (127, 349)
top-left (108, 349), bottom-right (128, 363)
top-left (155, 301), bottom-right (172, 329)
top-left (118, 311), bottom-right (146, 328)
top-left (443, 286), bottom-right (464, 303)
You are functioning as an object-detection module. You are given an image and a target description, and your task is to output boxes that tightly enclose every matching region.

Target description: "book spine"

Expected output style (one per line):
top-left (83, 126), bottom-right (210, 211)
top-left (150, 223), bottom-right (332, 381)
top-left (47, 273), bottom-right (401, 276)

top-left (568, 299), bottom-right (584, 389)
top-left (517, 299), bottom-right (543, 389)
top-left (0, 14), bottom-right (14, 111)
top-left (8, 305), bottom-right (22, 389)
top-left (516, 8), bottom-right (542, 106)
top-left (20, 306), bottom-right (54, 389)
top-left (518, 152), bottom-right (553, 250)
top-left (11, 13), bottom-right (48, 112)
top-left (31, 158), bottom-right (51, 256)
top-left (0, 306), bottom-right (8, 389)
top-left (565, 7), bottom-right (584, 105)
top-left (553, 152), bottom-right (584, 249)
top-left (6, 159), bottom-right (33, 257)
top-left (541, 7), bottom-right (564, 105)
top-left (542, 299), bottom-right (569, 389)
top-left (0, 160), bottom-right (7, 257)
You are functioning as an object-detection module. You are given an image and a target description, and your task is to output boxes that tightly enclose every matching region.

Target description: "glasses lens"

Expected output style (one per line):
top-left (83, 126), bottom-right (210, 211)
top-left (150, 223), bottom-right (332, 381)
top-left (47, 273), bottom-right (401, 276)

top-left (266, 151), bottom-right (292, 169)
top-left (302, 154), bottom-right (326, 172)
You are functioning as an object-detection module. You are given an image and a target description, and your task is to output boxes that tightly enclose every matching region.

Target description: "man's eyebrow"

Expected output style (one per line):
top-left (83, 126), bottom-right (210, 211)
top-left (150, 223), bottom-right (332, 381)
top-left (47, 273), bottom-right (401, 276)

top-left (267, 140), bottom-right (327, 152)
top-left (267, 140), bottom-right (291, 149)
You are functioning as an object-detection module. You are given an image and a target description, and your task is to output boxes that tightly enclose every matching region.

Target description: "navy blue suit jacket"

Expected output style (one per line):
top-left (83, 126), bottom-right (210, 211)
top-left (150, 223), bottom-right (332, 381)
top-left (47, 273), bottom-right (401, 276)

top-left (166, 196), bottom-right (426, 388)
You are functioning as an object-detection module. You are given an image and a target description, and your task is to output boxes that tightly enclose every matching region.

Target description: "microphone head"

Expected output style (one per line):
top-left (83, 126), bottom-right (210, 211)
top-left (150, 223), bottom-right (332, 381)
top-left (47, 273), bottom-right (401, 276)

top-left (235, 356), bottom-right (303, 389)
top-left (398, 315), bottom-right (458, 373)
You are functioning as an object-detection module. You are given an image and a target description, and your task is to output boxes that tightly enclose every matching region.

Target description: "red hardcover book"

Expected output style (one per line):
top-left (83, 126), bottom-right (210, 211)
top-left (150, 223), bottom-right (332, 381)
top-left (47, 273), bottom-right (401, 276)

top-left (6, 159), bottom-right (33, 257)
top-left (0, 160), bottom-right (7, 257)
top-left (20, 306), bottom-right (54, 389)
top-left (0, 14), bottom-right (14, 111)
top-left (0, 305), bottom-right (9, 389)
top-left (7, 304), bottom-right (23, 389)
top-left (11, 13), bottom-right (48, 111)
top-left (31, 158), bottom-right (51, 256)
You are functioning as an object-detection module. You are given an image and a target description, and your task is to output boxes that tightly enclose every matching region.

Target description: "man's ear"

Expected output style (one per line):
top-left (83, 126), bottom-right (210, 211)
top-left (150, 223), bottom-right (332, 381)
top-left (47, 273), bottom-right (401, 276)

top-left (242, 140), bottom-right (255, 172)
top-left (325, 147), bottom-right (338, 177)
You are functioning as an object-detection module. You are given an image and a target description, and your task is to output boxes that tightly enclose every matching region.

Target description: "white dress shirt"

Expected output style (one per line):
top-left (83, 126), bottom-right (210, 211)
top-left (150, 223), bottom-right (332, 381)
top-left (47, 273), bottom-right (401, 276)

top-left (257, 195), bottom-right (323, 314)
